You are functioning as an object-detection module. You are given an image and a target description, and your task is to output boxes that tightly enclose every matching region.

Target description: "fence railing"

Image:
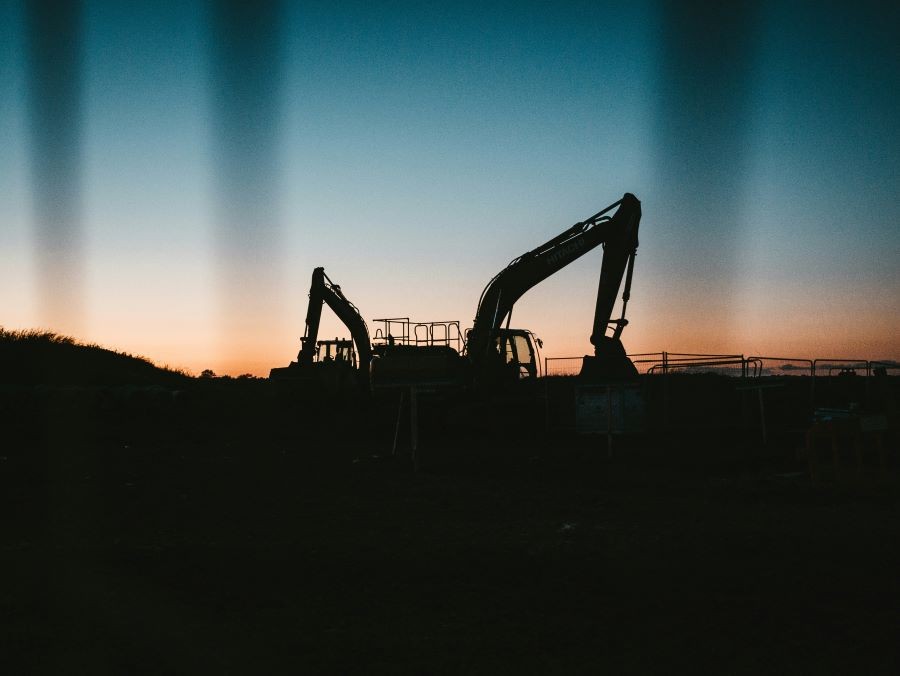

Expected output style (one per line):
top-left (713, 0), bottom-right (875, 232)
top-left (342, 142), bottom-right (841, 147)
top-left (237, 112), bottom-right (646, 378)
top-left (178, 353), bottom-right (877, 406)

top-left (745, 356), bottom-right (814, 377)
top-left (543, 356), bottom-right (584, 376)
top-left (641, 353), bottom-right (747, 376)
top-left (543, 352), bottom-right (898, 379)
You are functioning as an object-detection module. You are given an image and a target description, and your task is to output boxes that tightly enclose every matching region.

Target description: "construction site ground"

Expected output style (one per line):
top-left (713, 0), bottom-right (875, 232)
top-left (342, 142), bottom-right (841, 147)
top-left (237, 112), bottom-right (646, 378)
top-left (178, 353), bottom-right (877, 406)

top-left (2, 406), bottom-right (899, 673)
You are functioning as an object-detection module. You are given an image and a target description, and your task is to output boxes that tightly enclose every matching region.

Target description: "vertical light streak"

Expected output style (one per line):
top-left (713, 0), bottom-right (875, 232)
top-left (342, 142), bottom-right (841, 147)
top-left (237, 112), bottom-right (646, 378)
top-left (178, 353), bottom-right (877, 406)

top-left (653, 1), bottom-right (760, 346)
top-left (25, 0), bottom-right (84, 332)
top-left (209, 0), bottom-right (284, 366)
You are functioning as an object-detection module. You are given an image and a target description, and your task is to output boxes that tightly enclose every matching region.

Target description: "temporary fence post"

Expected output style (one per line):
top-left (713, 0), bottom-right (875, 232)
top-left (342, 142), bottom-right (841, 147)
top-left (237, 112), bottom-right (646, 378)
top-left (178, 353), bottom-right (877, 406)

top-left (544, 380), bottom-right (550, 433)
top-left (662, 351), bottom-right (669, 431)
top-left (811, 360), bottom-right (817, 411)
top-left (865, 361), bottom-right (871, 407)
top-left (606, 385), bottom-right (613, 458)
top-left (758, 387), bottom-right (767, 445)
top-left (392, 390), bottom-right (404, 456)
top-left (410, 386), bottom-right (419, 471)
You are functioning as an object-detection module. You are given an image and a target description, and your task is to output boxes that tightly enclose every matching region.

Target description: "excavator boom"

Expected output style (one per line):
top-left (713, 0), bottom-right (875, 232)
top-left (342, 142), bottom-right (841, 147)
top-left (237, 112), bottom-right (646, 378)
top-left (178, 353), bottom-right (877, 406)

top-left (298, 267), bottom-right (372, 373)
top-left (468, 193), bottom-right (641, 380)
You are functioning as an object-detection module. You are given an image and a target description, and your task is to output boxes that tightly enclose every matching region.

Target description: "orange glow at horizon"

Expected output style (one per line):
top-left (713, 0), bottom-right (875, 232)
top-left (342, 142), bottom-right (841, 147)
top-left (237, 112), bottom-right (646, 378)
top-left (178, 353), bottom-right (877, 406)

top-left (2, 295), bottom-right (897, 378)
top-left (3, 237), bottom-right (897, 377)
top-left (9, 290), bottom-right (891, 379)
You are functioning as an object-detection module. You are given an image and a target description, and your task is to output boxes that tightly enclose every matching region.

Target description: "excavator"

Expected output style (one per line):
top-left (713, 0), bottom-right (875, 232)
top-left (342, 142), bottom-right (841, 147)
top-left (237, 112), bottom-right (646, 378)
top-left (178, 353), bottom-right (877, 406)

top-left (466, 192), bottom-right (641, 384)
top-left (272, 193), bottom-right (640, 393)
top-left (269, 267), bottom-right (372, 391)
top-left (270, 268), bottom-right (464, 392)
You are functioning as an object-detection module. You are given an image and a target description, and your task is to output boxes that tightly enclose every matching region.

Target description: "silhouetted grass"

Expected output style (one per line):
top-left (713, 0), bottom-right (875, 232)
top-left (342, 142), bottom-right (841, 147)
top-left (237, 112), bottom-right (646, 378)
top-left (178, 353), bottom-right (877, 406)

top-left (0, 327), bottom-right (190, 386)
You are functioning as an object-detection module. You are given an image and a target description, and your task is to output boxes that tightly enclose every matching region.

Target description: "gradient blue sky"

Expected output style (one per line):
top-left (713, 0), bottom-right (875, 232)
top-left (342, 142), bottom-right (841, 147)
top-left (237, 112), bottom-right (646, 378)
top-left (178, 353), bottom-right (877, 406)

top-left (1, 1), bottom-right (898, 374)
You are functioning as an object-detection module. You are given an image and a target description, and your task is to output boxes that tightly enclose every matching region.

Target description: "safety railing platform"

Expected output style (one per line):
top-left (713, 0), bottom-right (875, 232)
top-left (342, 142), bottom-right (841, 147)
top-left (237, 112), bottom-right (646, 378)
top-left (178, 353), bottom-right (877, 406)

top-left (371, 317), bottom-right (466, 353)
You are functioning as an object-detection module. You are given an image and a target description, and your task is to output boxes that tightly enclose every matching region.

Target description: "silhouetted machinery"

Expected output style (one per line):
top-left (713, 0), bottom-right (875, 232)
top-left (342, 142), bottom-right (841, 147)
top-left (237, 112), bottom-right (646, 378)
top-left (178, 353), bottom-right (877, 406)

top-left (269, 267), bottom-right (372, 391)
top-left (465, 193), bottom-right (641, 383)
top-left (369, 317), bottom-right (468, 387)
top-left (269, 268), bottom-right (465, 392)
top-left (272, 193), bottom-right (641, 393)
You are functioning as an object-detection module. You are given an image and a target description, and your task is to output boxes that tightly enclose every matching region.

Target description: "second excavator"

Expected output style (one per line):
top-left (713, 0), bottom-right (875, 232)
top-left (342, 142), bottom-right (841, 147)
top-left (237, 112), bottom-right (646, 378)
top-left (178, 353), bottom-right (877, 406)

top-left (271, 267), bottom-right (467, 392)
top-left (269, 266), bottom-right (372, 392)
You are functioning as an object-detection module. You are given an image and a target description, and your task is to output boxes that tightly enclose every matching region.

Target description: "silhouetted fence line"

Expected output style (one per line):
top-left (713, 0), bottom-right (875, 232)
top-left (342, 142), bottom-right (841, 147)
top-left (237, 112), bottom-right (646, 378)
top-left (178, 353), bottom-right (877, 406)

top-left (544, 352), bottom-right (749, 377)
top-left (871, 361), bottom-right (900, 374)
top-left (543, 353), bottom-right (897, 379)
top-left (543, 357), bottom-right (583, 376)
top-left (643, 353), bottom-right (746, 376)
top-left (543, 352), bottom-right (898, 432)
top-left (812, 359), bottom-right (869, 377)
top-left (745, 357), bottom-right (813, 377)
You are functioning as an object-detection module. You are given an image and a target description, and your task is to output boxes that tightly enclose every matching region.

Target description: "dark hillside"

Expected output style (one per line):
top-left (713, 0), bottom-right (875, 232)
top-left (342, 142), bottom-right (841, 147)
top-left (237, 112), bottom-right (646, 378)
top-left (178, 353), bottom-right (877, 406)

top-left (0, 329), bottom-right (189, 387)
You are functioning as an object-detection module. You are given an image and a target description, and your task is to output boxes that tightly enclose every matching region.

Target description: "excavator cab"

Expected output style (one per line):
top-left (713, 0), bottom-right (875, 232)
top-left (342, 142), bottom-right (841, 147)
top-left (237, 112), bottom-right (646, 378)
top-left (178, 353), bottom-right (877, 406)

top-left (483, 328), bottom-right (541, 383)
top-left (495, 329), bottom-right (539, 380)
top-left (314, 338), bottom-right (356, 367)
top-left (272, 336), bottom-right (359, 394)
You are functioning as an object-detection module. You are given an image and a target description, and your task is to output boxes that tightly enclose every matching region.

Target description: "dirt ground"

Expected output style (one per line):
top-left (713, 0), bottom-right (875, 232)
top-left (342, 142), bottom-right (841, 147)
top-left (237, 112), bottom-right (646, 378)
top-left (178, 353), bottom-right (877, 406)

top-left (2, 431), bottom-right (898, 674)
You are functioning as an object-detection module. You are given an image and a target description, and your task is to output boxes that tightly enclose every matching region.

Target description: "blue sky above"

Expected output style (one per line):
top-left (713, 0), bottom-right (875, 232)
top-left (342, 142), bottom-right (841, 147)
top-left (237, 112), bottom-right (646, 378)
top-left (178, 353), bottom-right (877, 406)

top-left (1, 1), bottom-right (898, 373)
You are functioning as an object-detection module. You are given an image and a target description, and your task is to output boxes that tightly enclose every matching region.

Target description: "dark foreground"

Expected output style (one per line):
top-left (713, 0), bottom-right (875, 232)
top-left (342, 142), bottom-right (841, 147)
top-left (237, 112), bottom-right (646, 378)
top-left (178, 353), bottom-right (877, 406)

top-left (2, 431), bottom-right (899, 674)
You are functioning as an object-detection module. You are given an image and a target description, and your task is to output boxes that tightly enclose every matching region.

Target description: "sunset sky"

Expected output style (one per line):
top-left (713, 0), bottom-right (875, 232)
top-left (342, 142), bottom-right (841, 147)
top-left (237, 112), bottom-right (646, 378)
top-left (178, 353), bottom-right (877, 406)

top-left (1, 1), bottom-right (898, 375)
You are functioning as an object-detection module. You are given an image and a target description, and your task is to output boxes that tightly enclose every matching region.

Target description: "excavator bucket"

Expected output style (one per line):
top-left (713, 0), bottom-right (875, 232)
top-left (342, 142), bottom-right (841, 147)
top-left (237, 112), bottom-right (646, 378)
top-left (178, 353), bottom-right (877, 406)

top-left (580, 337), bottom-right (639, 380)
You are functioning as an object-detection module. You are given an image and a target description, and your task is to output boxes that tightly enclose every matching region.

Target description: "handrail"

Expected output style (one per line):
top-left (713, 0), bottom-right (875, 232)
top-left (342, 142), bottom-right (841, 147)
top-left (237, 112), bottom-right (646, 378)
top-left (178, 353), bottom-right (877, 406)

top-left (372, 317), bottom-right (465, 352)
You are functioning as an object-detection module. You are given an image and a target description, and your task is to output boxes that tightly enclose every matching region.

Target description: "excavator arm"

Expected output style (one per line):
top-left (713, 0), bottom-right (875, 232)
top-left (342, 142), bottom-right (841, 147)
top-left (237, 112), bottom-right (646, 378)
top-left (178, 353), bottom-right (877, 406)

top-left (298, 267), bottom-right (373, 377)
top-left (467, 193), bottom-right (641, 379)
